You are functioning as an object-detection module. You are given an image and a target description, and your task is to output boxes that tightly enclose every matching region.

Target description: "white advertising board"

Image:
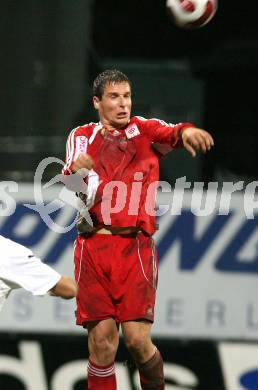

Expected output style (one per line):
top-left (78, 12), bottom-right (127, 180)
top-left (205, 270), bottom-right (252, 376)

top-left (0, 182), bottom-right (258, 339)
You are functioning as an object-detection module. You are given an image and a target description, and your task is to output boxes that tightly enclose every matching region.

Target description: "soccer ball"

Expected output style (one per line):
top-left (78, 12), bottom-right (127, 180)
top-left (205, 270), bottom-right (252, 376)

top-left (166, 0), bottom-right (218, 29)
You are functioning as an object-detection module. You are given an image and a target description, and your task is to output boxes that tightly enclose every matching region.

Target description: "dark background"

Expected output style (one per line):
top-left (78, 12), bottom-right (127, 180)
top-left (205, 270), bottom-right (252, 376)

top-left (0, 0), bottom-right (257, 184)
top-left (0, 333), bottom-right (225, 390)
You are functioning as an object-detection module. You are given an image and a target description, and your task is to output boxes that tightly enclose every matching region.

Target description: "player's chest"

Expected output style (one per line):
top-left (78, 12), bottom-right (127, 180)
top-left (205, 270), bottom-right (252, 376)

top-left (87, 131), bottom-right (155, 179)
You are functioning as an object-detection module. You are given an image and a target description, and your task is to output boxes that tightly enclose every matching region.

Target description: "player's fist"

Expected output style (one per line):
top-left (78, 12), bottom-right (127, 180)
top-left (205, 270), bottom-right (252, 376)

top-left (182, 127), bottom-right (214, 157)
top-left (71, 153), bottom-right (94, 174)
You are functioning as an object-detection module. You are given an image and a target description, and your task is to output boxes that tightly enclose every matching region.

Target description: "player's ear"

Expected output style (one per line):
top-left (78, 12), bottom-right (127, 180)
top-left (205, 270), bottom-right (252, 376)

top-left (93, 96), bottom-right (100, 110)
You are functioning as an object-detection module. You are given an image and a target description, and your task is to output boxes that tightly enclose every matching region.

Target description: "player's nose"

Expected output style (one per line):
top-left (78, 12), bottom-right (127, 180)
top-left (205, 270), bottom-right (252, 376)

top-left (118, 96), bottom-right (126, 106)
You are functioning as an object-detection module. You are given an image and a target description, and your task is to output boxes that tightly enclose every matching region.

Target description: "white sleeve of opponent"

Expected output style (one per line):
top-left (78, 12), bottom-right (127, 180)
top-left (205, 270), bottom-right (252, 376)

top-left (0, 235), bottom-right (61, 296)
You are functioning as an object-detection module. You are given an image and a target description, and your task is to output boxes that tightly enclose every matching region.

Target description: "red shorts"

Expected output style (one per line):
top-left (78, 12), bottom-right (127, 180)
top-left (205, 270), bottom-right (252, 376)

top-left (74, 232), bottom-right (158, 325)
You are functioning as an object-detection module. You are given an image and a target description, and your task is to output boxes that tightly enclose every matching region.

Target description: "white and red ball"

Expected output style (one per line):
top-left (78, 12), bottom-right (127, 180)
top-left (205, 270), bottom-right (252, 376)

top-left (166, 0), bottom-right (218, 29)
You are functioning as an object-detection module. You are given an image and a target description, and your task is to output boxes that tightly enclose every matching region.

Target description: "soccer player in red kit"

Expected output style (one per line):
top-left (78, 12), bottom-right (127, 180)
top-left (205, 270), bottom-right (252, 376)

top-left (62, 69), bottom-right (214, 389)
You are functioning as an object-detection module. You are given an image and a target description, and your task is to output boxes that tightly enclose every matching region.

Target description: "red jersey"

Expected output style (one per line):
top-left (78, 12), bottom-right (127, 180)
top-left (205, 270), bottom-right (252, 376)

top-left (63, 116), bottom-right (193, 236)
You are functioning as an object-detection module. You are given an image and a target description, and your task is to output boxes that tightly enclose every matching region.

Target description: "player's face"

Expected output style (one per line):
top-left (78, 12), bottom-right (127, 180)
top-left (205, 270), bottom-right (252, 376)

top-left (93, 81), bottom-right (132, 129)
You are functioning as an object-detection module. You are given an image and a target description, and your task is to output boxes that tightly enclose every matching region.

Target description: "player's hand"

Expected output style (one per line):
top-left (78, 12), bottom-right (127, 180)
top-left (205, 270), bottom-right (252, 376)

top-left (182, 127), bottom-right (214, 157)
top-left (71, 153), bottom-right (94, 174)
top-left (101, 125), bottom-right (116, 136)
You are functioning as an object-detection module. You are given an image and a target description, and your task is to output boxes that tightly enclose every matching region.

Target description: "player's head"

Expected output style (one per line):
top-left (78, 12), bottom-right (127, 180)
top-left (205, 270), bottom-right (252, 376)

top-left (93, 69), bottom-right (132, 129)
top-left (93, 69), bottom-right (131, 99)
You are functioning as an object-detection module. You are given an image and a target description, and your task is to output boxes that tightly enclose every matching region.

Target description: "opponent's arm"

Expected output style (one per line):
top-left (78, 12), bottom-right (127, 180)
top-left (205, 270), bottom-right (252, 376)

top-left (49, 276), bottom-right (78, 299)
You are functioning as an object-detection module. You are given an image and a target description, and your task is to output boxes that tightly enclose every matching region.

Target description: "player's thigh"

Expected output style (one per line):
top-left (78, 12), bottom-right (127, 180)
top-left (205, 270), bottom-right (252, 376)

top-left (117, 233), bottom-right (158, 322)
top-left (74, 236), bottom-right (116, 323)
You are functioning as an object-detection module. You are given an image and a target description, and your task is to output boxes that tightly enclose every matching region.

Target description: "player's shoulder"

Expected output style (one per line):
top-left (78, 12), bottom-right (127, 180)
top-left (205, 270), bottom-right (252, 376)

top-left (131, 116), bottom-right (150, 130)
top-left (131, 115), bottom-right (149, 125)
top-left (132, 116), bottom-right (168, 126)
top-left (67, 122), bottom-right (100, 139)
top-left (132, 116), bottom-right (170, 131)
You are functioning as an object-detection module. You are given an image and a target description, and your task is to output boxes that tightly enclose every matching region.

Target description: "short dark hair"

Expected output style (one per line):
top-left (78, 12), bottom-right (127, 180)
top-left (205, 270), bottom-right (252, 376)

top-left (93, 69), bottom-right (131, 99)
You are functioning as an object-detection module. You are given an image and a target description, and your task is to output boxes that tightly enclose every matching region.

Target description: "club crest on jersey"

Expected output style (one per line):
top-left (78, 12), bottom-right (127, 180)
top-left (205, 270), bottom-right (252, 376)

top-left (125, 124), bottom-right (140, 139)
top-left (76, 136), bottom-right (88, 153)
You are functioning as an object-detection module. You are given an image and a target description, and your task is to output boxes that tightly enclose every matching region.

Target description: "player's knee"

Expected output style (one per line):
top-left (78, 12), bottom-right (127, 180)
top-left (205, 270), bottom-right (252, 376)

top-left (92, 336), bottom-right (114, 352)
top-left (90, 335), bottom-right (117, 361)
top-left (124, 334), bottom-right (147, 355)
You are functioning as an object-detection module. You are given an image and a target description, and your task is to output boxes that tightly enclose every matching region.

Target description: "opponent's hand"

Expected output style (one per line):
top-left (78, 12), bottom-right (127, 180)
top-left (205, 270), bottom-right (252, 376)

top-left (49, 276), bottom-right (78, 299)
top-left (182, 127), bottom-right (214, 157)
top-left (71, 153), bottom-right (94, 174)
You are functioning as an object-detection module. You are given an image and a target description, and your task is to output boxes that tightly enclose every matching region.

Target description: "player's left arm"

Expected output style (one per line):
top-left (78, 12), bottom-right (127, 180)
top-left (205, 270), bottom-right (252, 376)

top-left (138, 117), bottom-right (192, 149)
top-left (137, 117), bottom-right (214, 157)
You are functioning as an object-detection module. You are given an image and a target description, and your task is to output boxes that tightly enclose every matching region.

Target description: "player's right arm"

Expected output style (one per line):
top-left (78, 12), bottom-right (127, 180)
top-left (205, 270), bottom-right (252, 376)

top-left (62, 125), bottom-right (102, 210)
top-left (62, 126), bottom-right (94, 175)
